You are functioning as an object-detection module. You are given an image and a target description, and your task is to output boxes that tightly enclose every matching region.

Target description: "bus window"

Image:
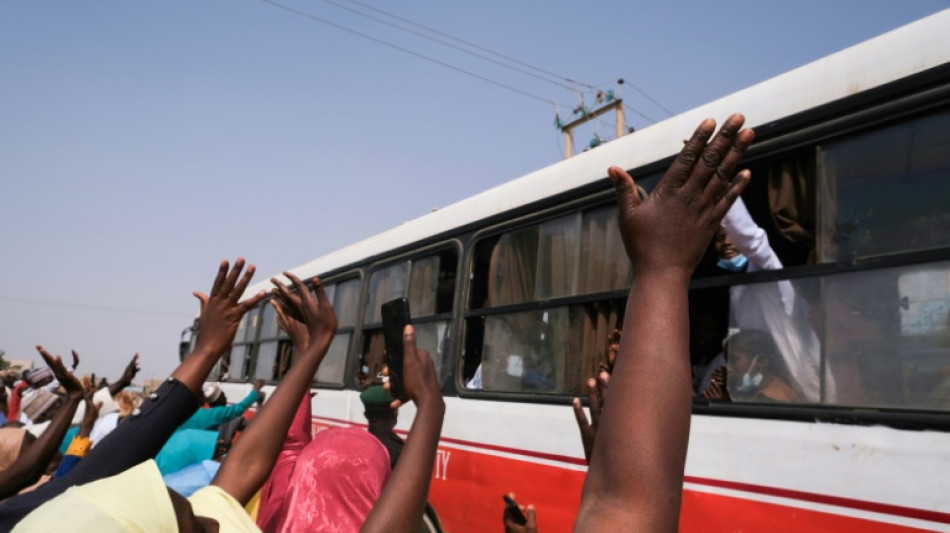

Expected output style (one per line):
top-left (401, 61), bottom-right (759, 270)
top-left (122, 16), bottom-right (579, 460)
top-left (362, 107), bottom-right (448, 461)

top-left (716, 260), bottom-right (950, 411)
top-left (465, 205), bottom-right (629, 395)
top-left (252, 300), bottom-right (293, 383)
top-left (313, 277), bottom-right (361, 386)
top-left (224, 306), bottom-right (261, 382)
top-left (818, 109), bottom-right (950, 262)
top-left (361, 250), bottom-right (458, 386)
top-left (364, 263), bottom-right (410, 325)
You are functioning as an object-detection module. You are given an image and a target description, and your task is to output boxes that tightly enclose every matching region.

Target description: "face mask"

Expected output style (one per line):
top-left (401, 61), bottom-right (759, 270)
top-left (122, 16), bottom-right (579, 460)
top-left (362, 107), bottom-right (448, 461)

top-left (735, 355), bottom-right (763, 392)
top-left (717, 253), bottom-right (749, 272)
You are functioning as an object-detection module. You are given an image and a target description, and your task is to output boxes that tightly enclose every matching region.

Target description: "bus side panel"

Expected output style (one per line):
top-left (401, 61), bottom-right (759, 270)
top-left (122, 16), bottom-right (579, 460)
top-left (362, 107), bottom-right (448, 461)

top-left (681, 490), bottom-right (941, 533)
top-left (427, 445), bottom-right (585, 533)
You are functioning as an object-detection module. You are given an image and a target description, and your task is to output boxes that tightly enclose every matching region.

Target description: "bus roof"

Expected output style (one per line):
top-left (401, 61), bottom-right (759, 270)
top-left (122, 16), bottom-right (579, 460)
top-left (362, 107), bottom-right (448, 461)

top-left (249, 9), bottom-right (950, 297)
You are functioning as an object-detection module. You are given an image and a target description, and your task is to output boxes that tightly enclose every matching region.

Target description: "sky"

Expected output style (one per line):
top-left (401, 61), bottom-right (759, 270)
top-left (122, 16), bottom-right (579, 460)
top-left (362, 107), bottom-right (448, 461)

top-left (1, 1), bottom-right (947, 382)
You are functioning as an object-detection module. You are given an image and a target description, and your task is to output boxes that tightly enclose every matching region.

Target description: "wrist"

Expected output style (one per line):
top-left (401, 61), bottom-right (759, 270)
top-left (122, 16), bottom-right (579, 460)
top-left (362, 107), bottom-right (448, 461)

top-left (414, 394), bottom-right (445, 414)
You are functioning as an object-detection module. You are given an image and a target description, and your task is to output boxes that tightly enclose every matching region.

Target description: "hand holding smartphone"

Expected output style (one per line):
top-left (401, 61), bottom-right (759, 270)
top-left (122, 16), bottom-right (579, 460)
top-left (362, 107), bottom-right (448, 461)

top-left (381, 297), bottom-right (411, 402)
top-left (502, 494), bottom-right (528, 526)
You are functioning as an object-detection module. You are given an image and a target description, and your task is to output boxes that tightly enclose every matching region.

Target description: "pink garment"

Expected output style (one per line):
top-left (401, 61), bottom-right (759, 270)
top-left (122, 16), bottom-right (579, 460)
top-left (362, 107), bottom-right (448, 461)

top-left (257, 395), bottom-right (392, 533)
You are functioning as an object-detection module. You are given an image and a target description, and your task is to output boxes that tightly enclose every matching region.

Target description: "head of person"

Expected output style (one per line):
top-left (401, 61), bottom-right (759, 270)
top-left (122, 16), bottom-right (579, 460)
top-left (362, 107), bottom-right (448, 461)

top-left (360, 385), bottom-right (396, 429)
top-left (13, 460), bottom-right (224, 533)
top-left (20, 389), bottom-right (63, 424)
top-left (114, 390), bottom-right (138, 418)
top-left (714, 227), bottom-right (748, 272)
top-left (726, 330), bottom-right (781, 398)
top-left (201, 384), bottom-right (227, 408)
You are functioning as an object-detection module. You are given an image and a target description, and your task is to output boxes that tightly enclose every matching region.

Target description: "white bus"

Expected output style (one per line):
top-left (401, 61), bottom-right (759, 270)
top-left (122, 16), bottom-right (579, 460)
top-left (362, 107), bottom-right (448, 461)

top-left (192, 10), bottom-right (950, 532)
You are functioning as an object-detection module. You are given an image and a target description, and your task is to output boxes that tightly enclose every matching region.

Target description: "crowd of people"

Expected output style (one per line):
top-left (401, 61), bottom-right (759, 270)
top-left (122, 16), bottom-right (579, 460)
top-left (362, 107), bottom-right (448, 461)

top-left (0, 114), bottom-right (754, 531)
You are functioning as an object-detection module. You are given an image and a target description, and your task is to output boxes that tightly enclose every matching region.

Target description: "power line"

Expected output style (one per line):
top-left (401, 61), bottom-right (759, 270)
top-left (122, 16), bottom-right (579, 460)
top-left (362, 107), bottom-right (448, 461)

top-left (310, 0), bottom-right (581, 94)
top-left (259, 0), bottom-right (566, 107)
top-left (342, 0), bottom-right (675, 116)
top-left (622, 77), bottom-right (674, 117)
top-left (343, 0), bottom-right (598, 91)
top-left (0, 295), bottom-right (194, 318)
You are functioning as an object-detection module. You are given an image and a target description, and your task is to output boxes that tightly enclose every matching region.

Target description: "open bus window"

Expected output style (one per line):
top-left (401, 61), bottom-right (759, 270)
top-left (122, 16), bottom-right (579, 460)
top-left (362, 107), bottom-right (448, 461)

top-left (359, 249), bottom-right (458, 387)
top-left (818, 109), bottom-right (950, 262)
top-left (464, 301), bottom-right (623, 395)
top-left (465, 204), bottom-right (631, 395)
top-left (360, 321), bottom-right (450, 386)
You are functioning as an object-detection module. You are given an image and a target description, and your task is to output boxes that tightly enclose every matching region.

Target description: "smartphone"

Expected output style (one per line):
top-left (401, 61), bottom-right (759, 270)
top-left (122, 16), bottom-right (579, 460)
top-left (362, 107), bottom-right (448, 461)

top-left (381, 297), bottom-right (411, 402)
top-left (24, 367), bottom-right (53, 388)
top-left (502, 495), bottom-right (527, 526)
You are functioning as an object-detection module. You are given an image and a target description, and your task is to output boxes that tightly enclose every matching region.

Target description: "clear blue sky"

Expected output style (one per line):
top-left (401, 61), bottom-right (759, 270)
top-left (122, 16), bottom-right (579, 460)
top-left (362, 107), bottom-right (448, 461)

top-left (1, 1), bottom-right (946, 381)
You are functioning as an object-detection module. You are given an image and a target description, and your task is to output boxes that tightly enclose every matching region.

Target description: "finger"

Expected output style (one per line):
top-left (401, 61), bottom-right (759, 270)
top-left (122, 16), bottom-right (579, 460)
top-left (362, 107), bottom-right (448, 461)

top-left (271, 277), bottom-right (300, 308)
top-left (209, 260), bottom-right (229, 297)
top-left (607, 167), bottom-right (641, 216)
top-left (71, 350), bottom-right (80, 369)
top-left (132, 353), bottom-right (140, 368)
top-left (402, 324), bottom-right (418, 360)
top-left (688, 114), bottom-right (746, 194)
top-left (663, 118), bottom-right (716, 190)
top-left (389, 399), bottom-right (403, 409)
top-left (572, 397), bottom-right (593, 461)
top-left (36, 345), bottom-right (56, 367)
top-left (598, 369), bottom-right (611, 388)
top-left (230, 263), bottom-right (257, 302)
top-left (271, 300), bottom-right (288, 328)
top-left (284, 272), bottom-right (314, 307)
top-left (703, 126), bottom-right (755, 201)
top-left (240, 290), bottom-right (267, 312)
top-left (313, 277), bottom-right (332, 309)
top-left (192, 291), bottom-right (209, 313)
top-left (711, 169), bottom-right (752, 222)
top-left (525, 506), bottom-right (537, 532)
top-left (587, 378), bottom-right (602, 431)
top-left (220, 257), bottom-right (246, 298)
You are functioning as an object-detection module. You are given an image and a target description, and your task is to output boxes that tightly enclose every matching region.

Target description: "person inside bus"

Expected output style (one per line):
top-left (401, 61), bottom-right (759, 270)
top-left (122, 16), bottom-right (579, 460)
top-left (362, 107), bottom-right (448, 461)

top-left (574, 114), bottom-right (755, 531)
top-left (724, 329), bottom-right (800, 403)
top-left (713, 195), bottom-right (829, 403)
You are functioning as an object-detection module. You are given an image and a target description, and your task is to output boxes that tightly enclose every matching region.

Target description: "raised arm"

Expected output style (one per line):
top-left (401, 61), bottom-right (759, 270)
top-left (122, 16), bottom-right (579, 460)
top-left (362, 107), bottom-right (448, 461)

top-left (575, 115), bottom-right (754, 531)
top-left (721, 196), bottom-right (781, 270)
top-left (172, 258), bottom-right (266, 398)
top-left (362, 325), bottom-right (445, 533)
top-left (0, 347), bottom-right (84, 498)
top-left (212, 272), bottom-right (337, 505)
top-left (107, 353), bottom-right (140, 398)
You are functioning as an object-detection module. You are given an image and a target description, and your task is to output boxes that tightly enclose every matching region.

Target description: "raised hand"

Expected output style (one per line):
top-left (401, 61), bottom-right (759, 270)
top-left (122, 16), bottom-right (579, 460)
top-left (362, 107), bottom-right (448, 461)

top-left (36, 346), bottom-right (83, 399)
top-left (572, 369), bottom-right (610, 464)
top-left (608, 114), bottom-right (754, 280)
top-left (504, 493), bottom-right (538, 533)
top-left (601, 329), bottom-right (621, 374)
top-left (386, 326), bottom-right (441, 410)
top-left (192, 258), bottom-right (267, 357)
top-left (270, 272), bottom-right (337, 354)
top-left (121, 354), bottom-right (140, 383)
top-left (271, 298), bottom-right (309, 350)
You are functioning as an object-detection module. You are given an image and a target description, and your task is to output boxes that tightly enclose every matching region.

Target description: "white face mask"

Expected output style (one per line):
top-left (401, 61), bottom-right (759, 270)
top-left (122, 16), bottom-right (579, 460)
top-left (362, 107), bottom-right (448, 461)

top-left (735, 355), bottom-right (763, 392)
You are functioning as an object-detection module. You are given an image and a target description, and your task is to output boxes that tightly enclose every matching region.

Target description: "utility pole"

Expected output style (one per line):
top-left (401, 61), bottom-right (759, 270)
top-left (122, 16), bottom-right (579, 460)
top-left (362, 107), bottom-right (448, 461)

top-left (560, 98), bottom-right (627, 159)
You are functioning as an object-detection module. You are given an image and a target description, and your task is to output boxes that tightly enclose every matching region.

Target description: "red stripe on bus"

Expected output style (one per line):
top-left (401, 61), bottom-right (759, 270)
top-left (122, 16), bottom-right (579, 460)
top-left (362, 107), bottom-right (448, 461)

top-left (310, 414), bottom-right (589, 466)
top-left (685, 476), bottom-right (950, 525)
top-left (310, 413), bottom-right (946, 526)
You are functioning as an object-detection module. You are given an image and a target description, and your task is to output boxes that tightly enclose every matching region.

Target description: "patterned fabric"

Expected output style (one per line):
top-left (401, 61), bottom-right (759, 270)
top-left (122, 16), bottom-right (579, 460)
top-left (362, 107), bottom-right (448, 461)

top-left (276, 427), bottom-right (392, 533)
